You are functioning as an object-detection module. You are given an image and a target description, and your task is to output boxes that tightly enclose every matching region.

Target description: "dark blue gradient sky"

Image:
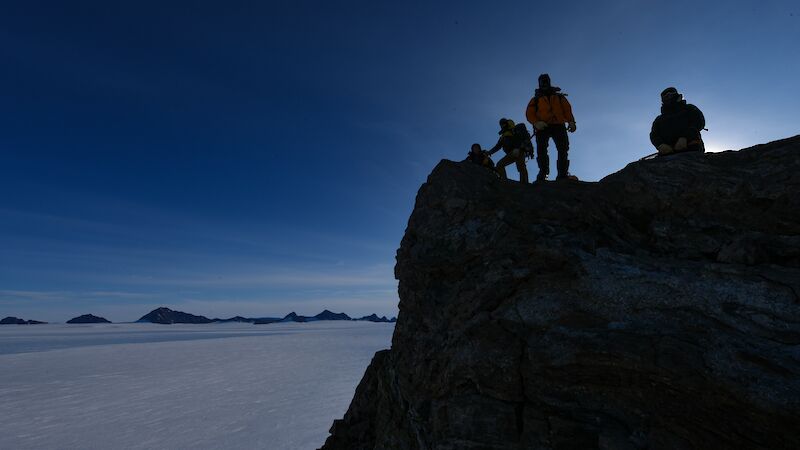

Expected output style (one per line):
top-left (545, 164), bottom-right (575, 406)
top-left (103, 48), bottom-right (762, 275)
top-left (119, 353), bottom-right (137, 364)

top-left (2, 0), bottom-right (798, 321)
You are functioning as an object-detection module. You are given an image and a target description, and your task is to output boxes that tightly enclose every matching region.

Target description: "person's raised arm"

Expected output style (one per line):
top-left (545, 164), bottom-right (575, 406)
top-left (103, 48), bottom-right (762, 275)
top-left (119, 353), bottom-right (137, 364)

top-left (487, 137), bottom-right (503, 155)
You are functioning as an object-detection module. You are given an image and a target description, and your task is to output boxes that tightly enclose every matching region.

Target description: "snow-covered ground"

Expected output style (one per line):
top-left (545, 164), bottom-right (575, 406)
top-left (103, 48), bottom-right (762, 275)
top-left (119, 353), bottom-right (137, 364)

top-left (0, 321), bottom-right (394, 450)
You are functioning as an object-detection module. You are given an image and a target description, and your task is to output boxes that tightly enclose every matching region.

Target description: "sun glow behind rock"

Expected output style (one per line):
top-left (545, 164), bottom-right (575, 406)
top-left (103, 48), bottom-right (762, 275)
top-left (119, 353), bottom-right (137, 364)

top-left (703, 140), bottom-right (736, 154)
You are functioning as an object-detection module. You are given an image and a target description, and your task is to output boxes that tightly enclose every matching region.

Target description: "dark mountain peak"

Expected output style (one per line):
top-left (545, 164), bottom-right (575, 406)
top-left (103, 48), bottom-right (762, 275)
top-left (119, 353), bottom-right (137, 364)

top-left (322, 136), bottom-right (800, 449)
top-left (137, 307), bottom-right (213, 324)
top-left (282, 312), bottom-right (308, 322)
top-left (67, 314), bottom-right (111, 324)
top-left (314, 310), bottom-right (351, 321)
top-left (1, 316), bottom-right (47, 325)
top-left (355, 313), bottom-right (391, 323)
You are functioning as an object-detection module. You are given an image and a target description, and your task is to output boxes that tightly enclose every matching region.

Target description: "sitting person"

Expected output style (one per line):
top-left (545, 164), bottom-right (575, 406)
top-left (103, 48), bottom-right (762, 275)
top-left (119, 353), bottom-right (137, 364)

top-left (466, 143), bottom-right (495, 169)
top-left (650, 87), bottom-right (706, 156)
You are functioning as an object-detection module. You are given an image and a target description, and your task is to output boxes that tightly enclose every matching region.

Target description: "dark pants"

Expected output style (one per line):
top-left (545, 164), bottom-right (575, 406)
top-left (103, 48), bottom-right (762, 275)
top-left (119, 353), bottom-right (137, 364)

top-left (535, 124), bottom-right (569, 179)
top-left (496, 149), bottom-right (528, 184)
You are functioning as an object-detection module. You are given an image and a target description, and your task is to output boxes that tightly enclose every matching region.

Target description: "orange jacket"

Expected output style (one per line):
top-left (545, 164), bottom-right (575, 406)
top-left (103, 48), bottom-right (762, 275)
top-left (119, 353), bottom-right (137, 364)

top-left (526, 94), bottom-right (575, 125)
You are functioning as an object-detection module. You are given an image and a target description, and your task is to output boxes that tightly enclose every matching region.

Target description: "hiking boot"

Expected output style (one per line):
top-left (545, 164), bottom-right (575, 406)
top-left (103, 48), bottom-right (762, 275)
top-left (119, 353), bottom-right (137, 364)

top-left (556, 174), bottom-right (579, 182)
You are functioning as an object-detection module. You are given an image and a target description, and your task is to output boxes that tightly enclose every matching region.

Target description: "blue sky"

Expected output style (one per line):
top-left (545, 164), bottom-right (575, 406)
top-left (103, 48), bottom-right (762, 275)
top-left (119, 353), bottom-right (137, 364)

top-left (1, 0), bottom-right (798, 322)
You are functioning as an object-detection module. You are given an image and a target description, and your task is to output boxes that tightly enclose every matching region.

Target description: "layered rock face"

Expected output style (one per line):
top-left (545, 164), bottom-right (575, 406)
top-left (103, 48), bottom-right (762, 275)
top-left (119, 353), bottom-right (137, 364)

top-left (322, 136), bottom-right (800, 449)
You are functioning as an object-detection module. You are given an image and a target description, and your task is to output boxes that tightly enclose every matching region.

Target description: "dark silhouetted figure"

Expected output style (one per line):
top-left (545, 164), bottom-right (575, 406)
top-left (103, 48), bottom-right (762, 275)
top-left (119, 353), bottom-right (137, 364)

top-left (650, 87), bottom-right (705, 156)
top-left (488, 118), bottom-right (529, 184)
top-left (466, 143), bottom-right (495, 169)
top-left (526, 74), bottom-right (577, 181)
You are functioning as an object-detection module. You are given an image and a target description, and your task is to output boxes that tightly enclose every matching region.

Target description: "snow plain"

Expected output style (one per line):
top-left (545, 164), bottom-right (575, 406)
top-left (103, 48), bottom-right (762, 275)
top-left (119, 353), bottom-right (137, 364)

top-left (0, 321), bottom-right (394, 450)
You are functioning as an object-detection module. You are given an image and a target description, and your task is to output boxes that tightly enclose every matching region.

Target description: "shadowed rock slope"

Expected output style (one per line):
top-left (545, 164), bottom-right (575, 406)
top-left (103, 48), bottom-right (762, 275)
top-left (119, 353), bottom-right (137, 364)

top-left (321, 136), bottom-right (800, 450)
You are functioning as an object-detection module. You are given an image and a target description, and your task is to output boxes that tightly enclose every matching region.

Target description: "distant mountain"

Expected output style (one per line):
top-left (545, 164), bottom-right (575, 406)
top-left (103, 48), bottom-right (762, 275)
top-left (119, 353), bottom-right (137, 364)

top-left (0, 316), bottom-right (47, 325)
top-left (133, 307), bottom-right (395, 325)
top-left (253, 317), bottom-right (282, 325)
top-left (137, 307), bottom-right (213, 324)
top-left (254, 311), bottom-right (392, 324)
top-left (313, 310), bottom-right (352, 321)
top-left (212, 316), bottom-right (256, 323)
top-left (281, 312), bottom-right (309, 323)
top-left (355, 314), bottom-right (394, 323)
top-left (67, 314), bottom-right (111, 324)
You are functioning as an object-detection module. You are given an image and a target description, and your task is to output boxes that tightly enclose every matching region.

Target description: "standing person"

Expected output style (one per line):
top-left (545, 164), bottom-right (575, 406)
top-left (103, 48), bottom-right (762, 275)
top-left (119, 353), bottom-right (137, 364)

top-left (650, 87), bottom-right (706, 155)
top-left (488, 118), bottom-right (529, 184)
top-left (526, 74), bottom-right (577, 181)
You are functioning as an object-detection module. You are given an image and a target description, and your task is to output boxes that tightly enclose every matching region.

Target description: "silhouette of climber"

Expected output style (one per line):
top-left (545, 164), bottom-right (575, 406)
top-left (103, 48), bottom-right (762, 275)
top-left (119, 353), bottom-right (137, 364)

top-left (488, 118), bottom-right (529, 184)
top-left (650, 87), bottom-right (706, 155)
top-left (526, 74), bottom-right (577, 181)
top-left (466, 143), bottom-right (495, 169)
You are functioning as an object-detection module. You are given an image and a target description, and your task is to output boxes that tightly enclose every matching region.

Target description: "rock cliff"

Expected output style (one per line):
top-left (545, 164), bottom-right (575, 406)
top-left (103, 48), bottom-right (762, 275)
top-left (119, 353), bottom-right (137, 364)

top-left (322, 136), bottom-right (800, 449)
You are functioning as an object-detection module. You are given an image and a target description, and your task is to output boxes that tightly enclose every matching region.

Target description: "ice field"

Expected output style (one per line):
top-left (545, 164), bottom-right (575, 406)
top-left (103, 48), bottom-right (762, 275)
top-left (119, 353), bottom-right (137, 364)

top-left (0, 321), bottom-right (394, 449)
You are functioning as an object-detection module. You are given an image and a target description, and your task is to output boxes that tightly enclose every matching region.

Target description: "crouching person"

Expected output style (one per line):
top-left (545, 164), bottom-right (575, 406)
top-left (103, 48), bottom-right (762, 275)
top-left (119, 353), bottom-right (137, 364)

top-left (466, 143), bottom-right (495, 169)
top-left (650, 87), bottom-right (706, 156)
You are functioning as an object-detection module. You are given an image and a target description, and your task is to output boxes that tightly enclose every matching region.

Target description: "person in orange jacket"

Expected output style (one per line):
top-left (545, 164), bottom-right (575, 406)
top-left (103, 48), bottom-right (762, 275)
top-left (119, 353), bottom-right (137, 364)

top-left (525, 74), bottom-right (577, 181)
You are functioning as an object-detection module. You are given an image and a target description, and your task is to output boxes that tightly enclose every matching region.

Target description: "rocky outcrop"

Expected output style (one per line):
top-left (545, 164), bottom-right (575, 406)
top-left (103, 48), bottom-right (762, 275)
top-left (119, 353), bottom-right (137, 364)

top-left (136, 307), bottom-right (213, 324)
top-left (322, 136), bottom-right (800, 449)
top-left (0, 316), bottom-right (47, 325)
top-left (67, 314), bottom-right (111, 324)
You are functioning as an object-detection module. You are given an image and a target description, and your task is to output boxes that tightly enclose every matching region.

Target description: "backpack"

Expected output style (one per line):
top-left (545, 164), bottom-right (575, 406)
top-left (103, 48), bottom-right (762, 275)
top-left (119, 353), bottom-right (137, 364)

top-left (512, 123), bottom-right (534, 159)
top-left (530, 88), bottom-right (568, 125)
